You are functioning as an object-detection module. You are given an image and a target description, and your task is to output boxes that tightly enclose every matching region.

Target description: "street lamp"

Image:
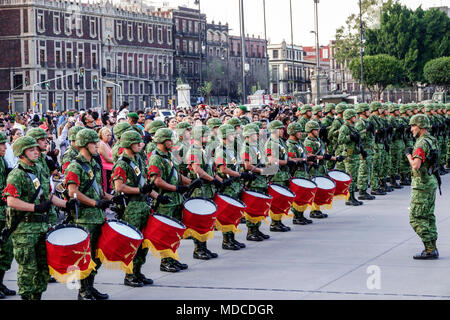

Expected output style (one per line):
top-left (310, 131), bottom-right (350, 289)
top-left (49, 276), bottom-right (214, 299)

top-left (263, 0), bottom-right (270, 94)
top-left (195, 0), bottom-right (203, 92)
top-left (359, 0), bottom-right (365, 102)
top-left (312, 0), bottom-right (321, 105)
top-left (239, 0), bottom-right (247, 104)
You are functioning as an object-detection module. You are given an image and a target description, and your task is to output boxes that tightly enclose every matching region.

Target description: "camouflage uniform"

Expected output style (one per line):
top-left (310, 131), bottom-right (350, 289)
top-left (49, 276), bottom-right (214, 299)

top-left (387, 104), bottom-right (405, 188)
top-left (304, 132), bottom-right (327, 177)
top-left (368, 103), bottom-right (386, 194)
top-left (399, 105), bottom-right (413, 185)
top-left (328, 106), bottom-right (346, 171)
top-left (61, 126), bottom-right (84, 173)
top-left (321, 104), bottom-right (336, 171)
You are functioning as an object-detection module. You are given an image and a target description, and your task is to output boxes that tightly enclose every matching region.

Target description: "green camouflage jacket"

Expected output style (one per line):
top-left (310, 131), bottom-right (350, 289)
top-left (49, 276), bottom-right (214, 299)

top-left (62, 145), bottom-right (79, 173)
top-left (286, 138), bottom-right (308, 179)
top-left (411, 133), bottom-right (439, 190)
top-left (265, 136), bottom-right (290, 183)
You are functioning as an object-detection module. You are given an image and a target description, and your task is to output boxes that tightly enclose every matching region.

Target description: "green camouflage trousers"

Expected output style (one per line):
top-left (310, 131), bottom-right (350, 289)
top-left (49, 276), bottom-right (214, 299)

top-left (344, 155), bottom-right (360, 192)
top-left (11, 230), bottom-right (49, 297)
top-left (371, 144), bottom-right (384, 190)
top-left (439, 137), bottom-right (446, 167)
top-left (121, 201), bottom-right (150, 273)
top-left (400, 140), bottom-right (413, 175)
top-left (389, 140), bottom-right (405, 178)
top-left (357, 153), bottom-right (374, 192)
top-left (447, 137), bottom-right (450, 166)
top-left (326, 145), bottom-right (336, 171)
top-left (335, 145), bottom-right (345, 171)
top-left (0, 220), bottom-right (14, 272)
top-left (410, 187), bottom-right (438, 248)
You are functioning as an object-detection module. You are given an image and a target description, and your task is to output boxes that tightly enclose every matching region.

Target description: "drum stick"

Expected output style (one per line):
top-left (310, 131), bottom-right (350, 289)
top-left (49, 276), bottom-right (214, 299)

top-left (74, 193), bottom-right (79, 221)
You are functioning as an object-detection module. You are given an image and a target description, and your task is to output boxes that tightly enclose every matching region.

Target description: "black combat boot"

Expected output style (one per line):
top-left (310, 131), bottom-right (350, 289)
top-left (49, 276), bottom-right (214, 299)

top-left (255, 228), bottom-right (270, 239)
top-left (31, 293), bottom-right (42, 300)
top-left (222, 233), bottom-right (240, 250)
top-left (346, 192), bottom-right (362, 206)
top-left (270, 220), bottom-right (290, 232)
top-left (230, 233), bottom-right (246, 248)
top-left (88, 275), bottom-right (109, 300)
top-left (134, 265), bottom-right (153, 285)
top-left (203, 241), bottom-right (218, 258)
top-left (390, 176), bottom-right (402, 189)
top-left (0, 288), bottom-right (4, 299)
top-left (293, 211), bottom-right (308, 225)
top-left (358, 190), bottom-right (375, 200)
top-left (169, 258), bottom-right (188, 270)
top-left (124, 274), bottom-right (144, 287)
top-left (384, 178), bottom-right (394, 192)
top-left (400, 174), bottom-right (411, 186)
top-left (413, 242), bottom-right (439, 260)
top-left (310, 210), bottom-right (325, 219)
top-left (78, 279), bottom-right (95, 300)
top-left (193, 240), bottom-right (211, 260)
top-left (371, 188), bottom-right (387, 195)
top-left (246, 226), bottom-right (264, 241)
top-left (160, 258), bottom-right (180, 273)
top-left (0, 271), bottom-right (16, 296)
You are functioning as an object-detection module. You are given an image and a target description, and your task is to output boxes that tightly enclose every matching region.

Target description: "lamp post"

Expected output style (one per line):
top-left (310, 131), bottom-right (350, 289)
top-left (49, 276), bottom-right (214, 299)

top-left (263, 0), bottom-right (270, 94)
top-left (195, 0), bottom-right (203, 93)
top-left (359, 0), bottom-right (365, 102)
top-left (239, 0), bottom-right (247, 104)
top-left (290, 0), bottom-right (295, 95)
top-left (313, 0), bottom-right (320, 105)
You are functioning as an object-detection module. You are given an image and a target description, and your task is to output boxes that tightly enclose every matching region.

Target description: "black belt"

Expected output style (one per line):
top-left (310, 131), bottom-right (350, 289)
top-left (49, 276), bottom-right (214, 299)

top-left (23, 214), bottom-right (47, 223)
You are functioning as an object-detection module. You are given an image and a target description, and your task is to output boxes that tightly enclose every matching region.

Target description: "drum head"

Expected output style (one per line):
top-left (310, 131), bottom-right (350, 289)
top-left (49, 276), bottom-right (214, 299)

top-left (328, 170), bottom-right (351, 181)
top-left (292, 178), bottom-right (317, 189)
top-left (184, 198), bottom-right (217, 215)
top-left (245, 190), bottom-right (272, 199)
top-left (47, 226), bottom-right (88, 246)
top-left (270, 184), bottom-right (295, 197)
top-left (153, 214), bottom-right (185, 229)
top-left (312, 176), bottom-right (336, 190)
top-left (108, 221), bottom-right (143, 240)
top-left (218, 194), bottom-right (246, 208)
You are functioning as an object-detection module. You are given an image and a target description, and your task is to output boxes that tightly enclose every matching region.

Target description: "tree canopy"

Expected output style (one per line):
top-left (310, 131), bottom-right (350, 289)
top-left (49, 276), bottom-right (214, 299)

top-left (423, 56), bottom-right (450, 88)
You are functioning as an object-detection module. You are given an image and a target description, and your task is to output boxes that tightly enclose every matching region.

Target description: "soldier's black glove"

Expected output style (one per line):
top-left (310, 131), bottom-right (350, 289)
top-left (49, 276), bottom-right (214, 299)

top-left (35, 200), bottom-right (53, 213)
top-left (361, 149), bottom-right (368, 159)
top-left (112, 194), bottom-right (127, 205)
top-left (139, 183), bottom-right (154, 194)
top-left (0, 198), bottom-right (6, 206)
top-left (296, 159), bottom-right (306, 167)
top-left (212, 178), bottom-right (222, 189)
top-left (367, 122), bottom-right (375, 135)
top-left (239, 172), bottom-right (252, 181)
top-left (95, 199), bottom-right (113, 210)
top-left (350, 133), bottom-right (359, 143)
top-left (307, 155), bottom-right (317, 162)
top-left (287, 160), bottom-right (297, 169)
top-left (222, 178), bottom-right (233, 187)
top-left (336, 155), bottom-right (346, 162)
top-left (156, 195), bottom-right (172, 204)
top-left (65, 198), bottom-right (79, 212)
top-left (188, 179), bottom-right (203, 191)
top-left (323, 154), bottom-right (333, 161)
top-left (405, 147), bottom-right (413, 157)
top-left (45, 156), bottom-right (58, 172)
top-left (319, 127), bottom-right (328, 140)
top-left (176, 185), bottom-right (189, 194)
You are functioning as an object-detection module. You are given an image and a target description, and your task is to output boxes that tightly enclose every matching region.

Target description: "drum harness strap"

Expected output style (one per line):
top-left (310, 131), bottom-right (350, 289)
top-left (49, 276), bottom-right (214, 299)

top-left (75, 159), bottom-right (101, 197)
top-left (153, 154), bottom-right (177, 212)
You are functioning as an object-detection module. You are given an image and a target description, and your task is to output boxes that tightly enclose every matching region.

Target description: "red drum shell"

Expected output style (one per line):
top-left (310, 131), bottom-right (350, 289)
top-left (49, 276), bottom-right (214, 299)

top-left (289, 178), bottom-right (318, 206)
top-left (268, 184), bottom-right (296, 215)
top-left (143, 214), bottom-right (186, 254)
top-left (182, 198), bottom-right (218, 235)
top-left (214, 194), bottom-right (246, 228)
top-left (327, 170), bottom-right (352, 198)
top-left (312, 176), bottom-right (336, 206)
top-left (240, 190), bottom-right (273, 218)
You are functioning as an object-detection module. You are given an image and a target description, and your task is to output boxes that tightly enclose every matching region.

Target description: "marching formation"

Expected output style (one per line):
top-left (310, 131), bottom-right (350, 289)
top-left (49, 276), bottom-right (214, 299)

top-left (0, 101), bottom-right (448, 300)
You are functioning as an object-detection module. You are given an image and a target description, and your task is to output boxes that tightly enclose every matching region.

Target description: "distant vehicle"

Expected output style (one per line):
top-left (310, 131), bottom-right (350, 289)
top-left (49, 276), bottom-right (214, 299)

top-left (431, 91), bottom-right (449, 104)
top-left (248, 90), bottom-right (273, 106)
top-left (242, 104), bottom-right (268, 112)
top-left (154, 109), bottom-right (175, 122)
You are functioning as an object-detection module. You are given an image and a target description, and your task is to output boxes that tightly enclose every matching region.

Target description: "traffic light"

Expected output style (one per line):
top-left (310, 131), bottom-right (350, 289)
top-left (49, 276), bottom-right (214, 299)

top-left (24, 77), bottom-right (29, 86)
top-left (79, 67), bottom-right (85, 77)
top-left (93, 75), bottom-right (98, 84)
top-left (45, 82), bottom-right (50, 88)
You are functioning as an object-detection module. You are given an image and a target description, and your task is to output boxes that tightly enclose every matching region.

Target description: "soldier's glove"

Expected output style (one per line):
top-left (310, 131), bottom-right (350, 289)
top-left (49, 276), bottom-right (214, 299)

top-left (112, 194), bottom-right (127, 205)
top-left (95, 199), bottom-right (113, 210)
top-left (0, 198), bottom-right (6, 206)
top-left (405, 147), bottom-right (413, 157)
top-left (361, 149), bottom-right (368, 159)
top-left (188, 178), bottom-right (203, 191)
top-left (350, 133), bottom-right (359, 143)
top-left (176, 185), bottom-right (189, 194)
top-left (287, 160), bottom-right (297, 169)
top-left (336, 155), bottom-right (346, 162)
top-left (212, 178), bottom-right (222, 189)
top-left (367, 122), bottom-right (376, 135)
top-left (323, 154), bottom-right (333, 161)
top-left (222, 178), bottom-right (234, 187)
top-left (239, 172), bottom-right (253, 181)
top-left (156, 195), bottom-right (172, 205)
top-left (296, 159), bottom-right (306, 167)
top-left (319, 127), bottom-right (328, 140)
top-left (139, 183), bottom-right (154, 194)
top-left (65, 198), bottom-right (79, 212)
top-left (34, 200), bottom-right (53, 213)
top-left (307, 155), bottom-right (317, 162)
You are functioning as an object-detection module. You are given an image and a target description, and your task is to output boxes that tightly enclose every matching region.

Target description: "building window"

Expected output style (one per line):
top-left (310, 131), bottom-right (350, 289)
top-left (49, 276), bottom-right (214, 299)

top-left (175, 18), bottom-right (180, 32)
top-left (182, 19), bottom-right (187, 33)
top-left (138, 24), bottom-right (143, 42)
top-left (128, 59), bottom-right (133, 75)
top-left (194, 41), bottom-right (199, 54)
top-left (129, 82), bottom-right (134, 94)
top-left (167, 28), bottom-right (172, 45)
top-left (194, 21), bottom-right (199, 33)
top-left (127, 23), bottom-right (133, 41)
top-left (67, 75), bottom-right (73, 89)
top-left (40, 49), bottom-right (46, 66)
top-left (323, 48), bottom-right (329, 59)
top-left (117, 22), bottom-right (123, 40)
top-left (37, 11), bottom-right (45, 32)
top-left (55, 49), bottom-right (61, 65)
top-left (117, 58), bottom-right (122, 73)
top-left (64, 15), bottom-right (71, 35)
top-left (66, 50), bottom-right (72, 65)
top-left (138, 60), bottom-right (143, 75)
top-left (157, 26), bottom-right (163, 44)
top-left (78, 51), bottom-right (83, 66)
top-left (148, 25), bottom-right (154, 43)
top-left (175, 39), bottom-right (180, 51)
top-left (75, 16), bottom-right (82, 36)
top-left (189, 41), bottom-right (193, 53)
top-left (90, 18), bottom-right (97, 38)
top-left (149, 61), bottom-right (153, 75)
top-left (92, 51), bottom-right (97, 67)
top-left (53, 13), bottom-right (61, 34)
top-left (182, 40), bottom-right (187, 52)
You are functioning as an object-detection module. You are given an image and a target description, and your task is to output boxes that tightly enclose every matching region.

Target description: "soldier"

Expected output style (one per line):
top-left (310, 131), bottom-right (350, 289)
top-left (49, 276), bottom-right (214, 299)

top-left (321, 103), bottom-right (336, 171)
top-left (5, 136), bottom-right (75, 300)
top-left (387, 104), bottom-right (405, 189)
top-left (172, 122), bottom-right (192, 178)
top-left (312, 105), bottom-right (323, 122)
top-left (368, 102), bottom-right (387, 196)
top-left (399, 104), bottom-right (413, 186)
top-left (286, 122), bottom-right (314, 225)
top-left (112, 122), bottom-right (134, 163)
top-left (148, 128), bottom-right (201, 272)
top-left (297, 105), bottom-right (313, 142)
top-left (215, 124), bottom-right (250, 250)
top-left (355, 103), bottom-right (376, 201)
top-left (0, 132), bottom-right (15, 298)
top-left (206, 118), bottom-right (223, 159)
top-left (328, 103), bottom-right (346, 171)
top-left (227, 117), bottom-right (244, 159)
top-left (265, 120), bottom-right (296, 232)
top-left (186, 125), bottom-right (221, 259)
top-left (64, 129), bottom-right (117, 300)
top-left (111, 131), bottom-right (171, 287)
top-left (145, 120), bottom-right (167, 156)
top-left (61, 126), bottom-right (84, 173)
top-left (446, 103), bottom-right (450, 169)
top-left (338, 109), bottom-right (365, 206)
top-left (405, 114), bottom-right (440, 259)
top-left (379, 104), bottom-right (394, 192)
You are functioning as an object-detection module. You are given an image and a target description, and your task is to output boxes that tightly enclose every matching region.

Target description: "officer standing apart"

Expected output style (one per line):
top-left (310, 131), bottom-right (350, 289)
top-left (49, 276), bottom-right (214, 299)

top-left (405, 114), bottom-right (439, 259)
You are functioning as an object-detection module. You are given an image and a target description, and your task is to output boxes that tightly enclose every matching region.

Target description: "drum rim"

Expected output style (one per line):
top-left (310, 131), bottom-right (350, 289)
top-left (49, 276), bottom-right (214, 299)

top-left (243, 188), bottom-right (273, 200)
top-left (269, 183), bottom-right (296, 197)
top-left (327, 169), bottom-right (352, 180)
top-left (46, 224), bottom-right (89, 246)
top-left (106, 219), bottom-right (144, 240)
top-left (290, 177), bottom-right (318, 188)
top-left (215, 193), bottom-right (247, 208)
top-left (182, 197), bottom-right (218, 213)
top-left (151, 213), bottom-right (186, 229)
top-left (311, 175), bottom-right (337, 188)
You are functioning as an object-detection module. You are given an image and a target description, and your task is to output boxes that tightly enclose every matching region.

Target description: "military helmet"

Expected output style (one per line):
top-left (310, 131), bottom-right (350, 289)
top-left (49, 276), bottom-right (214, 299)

top-left (312, 106), bottom-right (323, 115)
top-left (240, 116), bottom-right (251, 126)
top-left (388, 104), bottom-right (399, 113)
top-left (287, 122), bottom-right (303, 136)
top-left (218, 124), bottom-right (235, 139)
top-left (408, 103), bottom-right (417, 111)
top-left (355, 103), bottom-right (369, 114)
top-left (424, 104), bottom-right (434, 112)
top-left (26, 127), bottom-right (48, 141)
top-left (446, 103), bottom-right (450, 112)
top-left (305, 120), bottom-right (320, 133)
top-left (324, 103), bottom-right (336, 113)
top-left (399, 105), bottom-right (409, 114)
top-left (132, 124), bottom-right (143, 136)
top-left (153, 128), bottom-right (173, 144)
top-left (192, 125), bottom-right (211, 140)
top-left (175, 122), bottom-right (192, 136)
top-left (409, 114), bottom-right (430, 129)
top-left (113, 122), bottom-right (133, 139)
top-left (300, 104), bottom-right (313, 114)
top-left (268, 120), bottom-right (284, 132)
top-left (206, 117), bottom-right (222, 129)
top-left (147, 120), bottom-right (166, 134)
top-left (242, 124), bottom-right (259, 138)
top-left (75, 129), bottom-right (99, 148)
top-left (253, 121), bottom-right (263, 129)
top-left (335, 104), bottom-right (346, 114)
top-left (68, 126), bottom-right (85, 141)
top-left (120, 130), bottom-right (143, 149)
top-left (227, 117), bottom-right (242, 127)
top-left (13, 136), bottom-right (39, 157)
top-left (369, 101), bottom-right (383, 111)
top-left (0, 132), bottom-right (7, 144)
top-left (343, 109), bottom-right (357, 121)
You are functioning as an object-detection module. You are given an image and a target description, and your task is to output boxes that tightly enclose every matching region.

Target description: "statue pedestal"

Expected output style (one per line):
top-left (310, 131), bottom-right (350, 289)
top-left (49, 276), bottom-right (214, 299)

top-left (311, 74), bottom-right (328, 104)
top-left (177, 84), bottom-right (191, 110)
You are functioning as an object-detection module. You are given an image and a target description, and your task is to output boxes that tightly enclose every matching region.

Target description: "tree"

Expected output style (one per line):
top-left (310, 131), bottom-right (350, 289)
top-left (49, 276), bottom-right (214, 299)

top-left (198, 81), bottom-right (213, 104)
top-left (423, 57), bottom-right (450, 89)
top-left (349, 54), bottom-right (403, 100)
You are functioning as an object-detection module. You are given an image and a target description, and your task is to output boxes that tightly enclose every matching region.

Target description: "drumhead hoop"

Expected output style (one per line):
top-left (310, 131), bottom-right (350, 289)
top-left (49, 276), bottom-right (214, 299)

top-left (217, 194), bottom-right (246, 208)
top-left (312, 176), bottom-right (336, 190)
top-left (107, 219), bottom-right (143, 240)
top-left (328, 170), bottom-right (351, 181)
top-left (244, 189), bottom-right (273, 200)
top-left (183, 197), bottom-right (217, 215)
top-left (270, 184), bottom-right (295, 197)
top-left (152, 213), bottom-right (186, 229)
top-left (291, 178), bottom-right (317, 189)
top-left (46, 224), bottom-right (89, 246)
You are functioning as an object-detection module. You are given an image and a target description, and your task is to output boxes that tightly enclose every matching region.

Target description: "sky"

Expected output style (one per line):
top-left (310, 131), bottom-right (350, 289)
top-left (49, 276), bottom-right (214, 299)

top-left (145, 0), bottom-right (447, 46)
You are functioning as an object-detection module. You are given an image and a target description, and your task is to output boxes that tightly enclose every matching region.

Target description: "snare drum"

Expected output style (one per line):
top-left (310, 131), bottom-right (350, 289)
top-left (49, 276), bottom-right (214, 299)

top-left (213, 194), bottom-right (246, 233)
top-left (267, 184), bottom-right (296, 221)
top-left (311, 176), bottom-right (336, 211)
top-left (142, 214), bottom-right (186, 260)
top-left (46, 224), bottom-right (96, 284)
top-left (182, 198), bottom-right (218, 241)
top-left (327, 170), bottom-right (352, 200)
top-left (240, 190), bottom-right (273, 224)
top-left (289, 178), bottom-right (318, 212)
top-left (96, 220), bottom-right (143, 274)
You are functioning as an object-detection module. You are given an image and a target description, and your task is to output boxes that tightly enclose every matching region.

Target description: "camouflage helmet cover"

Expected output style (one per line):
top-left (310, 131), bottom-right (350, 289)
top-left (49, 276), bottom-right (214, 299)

top-left (120, 130), bottom-right (143, 149)
top-left (26, 127), bottom-right (48, 141)
top-left (268, 120), bottom-right (284, 132)
top-left (13, 136), bottom-right (39, 157)
top-left (75, 129), bottom-right (100, 148)
top-left (153, 128), bottom-right (173, 144)
top-left (287, 122), bottom-right (303, 135)
top-left (409, 114), bottom-right (430, 129)
top-left (305, 120), bottom-right (320, 133)
top-left (68, 126), bottom-right (85, 141)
